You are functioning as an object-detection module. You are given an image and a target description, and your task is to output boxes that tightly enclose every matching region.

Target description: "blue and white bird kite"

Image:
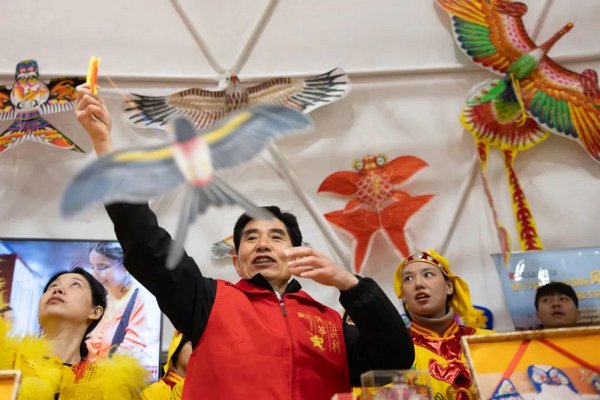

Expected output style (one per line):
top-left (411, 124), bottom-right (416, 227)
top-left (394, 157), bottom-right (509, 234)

top-left (62, 104), bottom-right (312, 268)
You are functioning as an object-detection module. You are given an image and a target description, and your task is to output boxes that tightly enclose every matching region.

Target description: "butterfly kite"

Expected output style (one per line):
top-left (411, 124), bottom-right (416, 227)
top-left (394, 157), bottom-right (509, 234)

top-left (124, 67), bottom-right (350, 131)
top-left (61, 105), bottom-right (311, 268)
top-left (0, 59), bottom-right (84, 153)
top-left (436, 0), bottom-right (600, 259)
top-left (318, 154), bottom-right (433, 273)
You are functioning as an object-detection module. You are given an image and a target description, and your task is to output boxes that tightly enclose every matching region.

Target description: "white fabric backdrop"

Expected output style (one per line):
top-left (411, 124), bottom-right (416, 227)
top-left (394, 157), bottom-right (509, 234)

top-left (1, 0), bottom-right (599, 350)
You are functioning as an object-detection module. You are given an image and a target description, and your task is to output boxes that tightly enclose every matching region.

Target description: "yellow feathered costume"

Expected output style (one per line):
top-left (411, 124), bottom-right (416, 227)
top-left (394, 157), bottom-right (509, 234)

top-left (0, 285), bottom-right (149, 399)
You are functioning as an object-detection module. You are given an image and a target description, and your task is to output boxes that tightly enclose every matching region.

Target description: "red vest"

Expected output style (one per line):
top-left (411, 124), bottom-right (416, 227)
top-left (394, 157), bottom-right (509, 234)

top-left (183, 279), bottom-right (350, 399)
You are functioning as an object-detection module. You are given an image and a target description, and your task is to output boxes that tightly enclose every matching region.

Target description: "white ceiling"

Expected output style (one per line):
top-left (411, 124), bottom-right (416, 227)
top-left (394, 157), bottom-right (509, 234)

top-left (1, 0), bottom-right (598, 80)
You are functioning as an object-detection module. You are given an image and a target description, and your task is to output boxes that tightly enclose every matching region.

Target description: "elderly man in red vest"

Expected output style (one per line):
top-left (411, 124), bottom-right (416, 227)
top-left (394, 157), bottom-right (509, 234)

top-left (75, 84), bottom-right (415, 400)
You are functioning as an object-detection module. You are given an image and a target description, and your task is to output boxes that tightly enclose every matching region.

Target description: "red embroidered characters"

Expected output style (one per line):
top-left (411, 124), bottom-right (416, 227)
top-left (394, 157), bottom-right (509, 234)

top-left (318, 154), bottom-right (433, 272)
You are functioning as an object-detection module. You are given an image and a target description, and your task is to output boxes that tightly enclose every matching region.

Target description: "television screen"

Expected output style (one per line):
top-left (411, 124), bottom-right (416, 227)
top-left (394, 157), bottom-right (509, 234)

top-left (0, 238), bottom-right (162, 380)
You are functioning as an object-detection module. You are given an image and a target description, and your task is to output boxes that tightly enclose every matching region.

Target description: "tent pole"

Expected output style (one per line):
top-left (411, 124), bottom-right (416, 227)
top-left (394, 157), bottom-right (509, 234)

top-left (439, 153), bottom-right (479, 254)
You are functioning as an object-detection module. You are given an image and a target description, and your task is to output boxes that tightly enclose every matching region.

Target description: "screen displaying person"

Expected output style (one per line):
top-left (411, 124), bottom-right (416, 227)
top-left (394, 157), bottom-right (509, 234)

top-left (535, 281), bottom-right (580, 329)
top-left (86, 242), bottom-right (162, 379)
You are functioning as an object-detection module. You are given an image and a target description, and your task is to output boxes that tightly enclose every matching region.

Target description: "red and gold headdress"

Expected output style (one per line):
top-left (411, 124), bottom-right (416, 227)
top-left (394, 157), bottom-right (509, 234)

top-left (394, 249), bottom-right (483, 328)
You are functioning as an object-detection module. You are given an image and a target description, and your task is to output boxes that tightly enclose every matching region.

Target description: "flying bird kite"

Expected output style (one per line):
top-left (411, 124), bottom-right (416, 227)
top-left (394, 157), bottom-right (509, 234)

top-left (124, 68), bottom-right (350, 262)
top-left (62, 105), bottom-right (312, 268)
top-left (124, 67), bottom-right (350, 131)
top-left (0, 59), bottom-right (84, 153)
top-left (436, 0), bottom-right (600, 256)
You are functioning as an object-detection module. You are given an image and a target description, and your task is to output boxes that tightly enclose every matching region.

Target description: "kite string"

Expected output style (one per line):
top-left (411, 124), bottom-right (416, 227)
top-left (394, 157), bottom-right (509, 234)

top-left (103, 75), bottom-right (131, 102)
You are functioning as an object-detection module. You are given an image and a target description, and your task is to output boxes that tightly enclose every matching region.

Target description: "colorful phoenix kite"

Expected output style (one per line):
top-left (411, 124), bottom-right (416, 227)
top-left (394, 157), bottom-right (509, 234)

top-left (61, 105), bottom-right (311, 268)
top-left (318, 154), bottom-right (433, 273)
top-left (124, 67), bottom-right (350, 131)
top-left (436, 0), bottom-right (600, 257)
top-left (0, 59), bottom-right (84, 153)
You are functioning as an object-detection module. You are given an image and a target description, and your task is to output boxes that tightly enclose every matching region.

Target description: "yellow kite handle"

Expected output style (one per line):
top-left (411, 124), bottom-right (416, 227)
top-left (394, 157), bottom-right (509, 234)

top-left (86, 56), bottom-right (100, 95)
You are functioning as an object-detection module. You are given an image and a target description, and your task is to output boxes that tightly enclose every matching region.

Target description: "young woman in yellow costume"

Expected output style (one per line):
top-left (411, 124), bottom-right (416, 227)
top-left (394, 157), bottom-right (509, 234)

top-left (394, 250), bottom-right (492, 400)
top-left (0, 267), bottom-right (149, 399)
top-left (141, 331), bottom-right (191, 400)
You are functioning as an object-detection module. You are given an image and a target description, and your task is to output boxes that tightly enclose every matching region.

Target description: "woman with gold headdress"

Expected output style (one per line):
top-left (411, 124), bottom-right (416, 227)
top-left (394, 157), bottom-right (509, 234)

top-left (394, 250), bottom-right (491, 400)
top-left (0, 268), bottom-right (149, 399)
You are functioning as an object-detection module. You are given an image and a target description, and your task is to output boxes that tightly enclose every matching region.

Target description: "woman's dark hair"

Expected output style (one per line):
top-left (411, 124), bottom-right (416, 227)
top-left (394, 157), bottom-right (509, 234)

top-left (232, 206), bottom-right (302, 252)
top-left (90, 242), bottom-right (124, 262)
top-left (43, 267), bottom-right (107, 359)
